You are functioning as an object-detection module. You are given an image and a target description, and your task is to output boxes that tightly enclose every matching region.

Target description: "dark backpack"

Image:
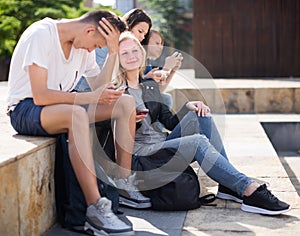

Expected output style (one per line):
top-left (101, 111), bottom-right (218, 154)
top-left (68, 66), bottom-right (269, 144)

top-left (54, 133), bottom-right (119, 231)
top-left (148, 165), bottom-right (203, 210)
top-left (132, 148), bottom-right (216, 211)
top-left (94, 125), bottom-right (216, 211)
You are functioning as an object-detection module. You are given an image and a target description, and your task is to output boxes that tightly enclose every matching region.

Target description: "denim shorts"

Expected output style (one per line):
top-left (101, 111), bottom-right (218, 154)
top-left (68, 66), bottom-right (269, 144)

top-left (10, 98), bottom-right (50, 136)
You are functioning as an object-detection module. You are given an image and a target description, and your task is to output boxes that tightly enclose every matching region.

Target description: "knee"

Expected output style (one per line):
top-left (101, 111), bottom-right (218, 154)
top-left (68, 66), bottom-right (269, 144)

top-left (194, 133), bottom-right (209, 143)
top-left (198, 115), bottom-right (212, 127)
top-left (71, 105), bottom-right (89, 122)
top-left (117, 94), bottom-right (136, 114)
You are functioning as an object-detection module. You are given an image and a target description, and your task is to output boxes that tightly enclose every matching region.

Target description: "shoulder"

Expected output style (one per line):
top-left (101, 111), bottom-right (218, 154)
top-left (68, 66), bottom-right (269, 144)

top-left (22, 18), bottom-right (55, 43)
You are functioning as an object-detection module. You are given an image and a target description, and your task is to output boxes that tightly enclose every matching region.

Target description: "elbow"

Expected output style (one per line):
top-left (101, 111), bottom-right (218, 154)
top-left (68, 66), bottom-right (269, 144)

top-left (32, 91), bottom-right (49, 106)
top-left (32, 96), bottom-right (44, 106)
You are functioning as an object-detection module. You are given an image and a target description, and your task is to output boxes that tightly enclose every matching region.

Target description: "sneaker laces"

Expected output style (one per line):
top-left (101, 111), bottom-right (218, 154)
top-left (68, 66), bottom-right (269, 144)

top-left (116, 173), bottom-right (139, 191)
top-left (260, 184), bottom-right (278, 202)
top-left (116, 173), bottom-right (148, 200)
top-left (95, 198), bottom-right (121, 225)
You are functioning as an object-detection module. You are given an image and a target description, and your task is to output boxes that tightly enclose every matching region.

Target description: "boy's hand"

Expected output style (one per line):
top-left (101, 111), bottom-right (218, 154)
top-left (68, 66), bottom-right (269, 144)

top-left (94, 83), bottom-right (124, 104)
top-left (98, 18), bottom-right (120, 54)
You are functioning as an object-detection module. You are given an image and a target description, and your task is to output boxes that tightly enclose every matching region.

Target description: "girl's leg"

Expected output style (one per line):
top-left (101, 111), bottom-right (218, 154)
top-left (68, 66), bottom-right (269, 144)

top-left (167, 111), bottom-right (228, 159)
top-left (191, 133), bottom-right (252, 196)
top-left (150, 134), bottom-right (252, 196)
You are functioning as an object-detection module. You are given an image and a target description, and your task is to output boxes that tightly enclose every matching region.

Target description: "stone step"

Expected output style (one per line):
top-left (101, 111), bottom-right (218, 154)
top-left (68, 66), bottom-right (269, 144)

top-left (0, 82), bottom-right (56, 236)
top-left (166, 70), bottom-right (300, 114)
top-left (1, 77), bottom-right (300, 235)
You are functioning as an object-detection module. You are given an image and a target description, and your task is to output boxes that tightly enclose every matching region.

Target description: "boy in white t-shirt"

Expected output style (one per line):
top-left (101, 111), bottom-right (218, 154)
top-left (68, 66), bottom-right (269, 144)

top-left (7, 10), bottom-right (149, 236)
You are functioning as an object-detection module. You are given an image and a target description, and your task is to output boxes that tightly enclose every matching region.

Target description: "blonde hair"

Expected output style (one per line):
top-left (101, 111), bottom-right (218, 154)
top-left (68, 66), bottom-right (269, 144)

top-left (113, 31), bottom-right (147, 88)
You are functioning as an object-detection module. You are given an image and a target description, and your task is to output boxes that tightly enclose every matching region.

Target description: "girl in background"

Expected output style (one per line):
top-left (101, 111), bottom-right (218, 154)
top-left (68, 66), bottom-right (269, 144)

top-left (144, 29), bottom-right (183, 109)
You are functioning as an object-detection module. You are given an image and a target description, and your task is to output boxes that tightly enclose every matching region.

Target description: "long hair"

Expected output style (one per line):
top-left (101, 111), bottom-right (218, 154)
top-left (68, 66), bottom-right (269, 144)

top-left (122, 8), bottom-right (152, 45)
top-left (113, 32), bottom-right (146, 88)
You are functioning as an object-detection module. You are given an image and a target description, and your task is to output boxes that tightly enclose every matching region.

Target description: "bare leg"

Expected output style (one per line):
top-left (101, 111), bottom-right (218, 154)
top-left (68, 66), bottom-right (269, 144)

top-left (90, 94), bottom-right (136, 179)
top-left (243, 182), bottom-right (260, 196)
top-left (40, 94), bottom-right (135, 205)
top-left (41, 104), bottom-right (100, 205)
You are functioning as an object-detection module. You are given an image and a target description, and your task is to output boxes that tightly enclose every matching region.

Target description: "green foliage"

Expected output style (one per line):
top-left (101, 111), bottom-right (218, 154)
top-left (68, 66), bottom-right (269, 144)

top-left (0, 0), bottom-right (95, 59)
top-left (0, 0), bottom-right (76, 58)
top-left (139, 0), bottom-right (192, 52)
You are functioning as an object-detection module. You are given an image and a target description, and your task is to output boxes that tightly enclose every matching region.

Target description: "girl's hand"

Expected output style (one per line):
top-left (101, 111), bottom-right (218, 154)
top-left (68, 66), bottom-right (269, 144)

top-left (164, 52), bottom-right (183, 71)
top-left (136, 113), bottom-right (148, 122)
top-left (186, 101), bottom-right (211, 117)
top-left (144, 68), bottom-right (161, 82)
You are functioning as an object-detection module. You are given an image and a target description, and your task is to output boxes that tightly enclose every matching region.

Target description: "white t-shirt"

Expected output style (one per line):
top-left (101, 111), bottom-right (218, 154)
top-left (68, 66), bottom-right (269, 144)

top-left (7, 17), bottom-right (100, 108)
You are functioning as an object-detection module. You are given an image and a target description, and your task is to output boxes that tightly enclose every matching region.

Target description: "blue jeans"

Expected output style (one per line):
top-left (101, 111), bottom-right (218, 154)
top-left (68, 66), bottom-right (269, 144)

top-left (163, 111), bottom-right (252, 196)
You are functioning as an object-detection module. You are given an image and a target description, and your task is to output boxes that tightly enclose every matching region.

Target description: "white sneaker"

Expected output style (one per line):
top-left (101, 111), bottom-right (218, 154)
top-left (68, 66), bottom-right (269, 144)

top-left (84, 197), bottom-right (134, 235)
top-left (114, 173), bottom-right (152, 209)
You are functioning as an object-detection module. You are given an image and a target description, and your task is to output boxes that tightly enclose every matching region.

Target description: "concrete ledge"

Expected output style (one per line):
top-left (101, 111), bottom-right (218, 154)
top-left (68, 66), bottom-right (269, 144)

top-left (0, 82), bottom-right (56, 236)
top-left (167, 72), bottom-right (300, 114)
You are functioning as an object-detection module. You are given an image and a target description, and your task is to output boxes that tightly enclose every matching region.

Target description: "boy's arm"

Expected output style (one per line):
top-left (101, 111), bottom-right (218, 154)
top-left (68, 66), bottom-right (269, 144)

top-left (29, 63), bottom-right (123, 106)
top-left (87, 18), bottom-right (120, 90)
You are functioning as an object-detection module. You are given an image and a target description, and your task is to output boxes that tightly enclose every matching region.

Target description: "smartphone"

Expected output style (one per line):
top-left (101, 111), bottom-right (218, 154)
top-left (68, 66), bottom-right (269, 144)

top-left (116, 85), bottom-right (127, 91)
top-left (136, 109), bottom-right (149, 115)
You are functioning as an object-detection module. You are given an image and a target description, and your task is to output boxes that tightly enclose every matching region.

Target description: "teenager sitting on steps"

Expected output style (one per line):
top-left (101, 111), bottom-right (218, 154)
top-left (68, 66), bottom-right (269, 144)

top-left (113, 31), bottom-right (291, 216)
top-left (6, 10), bottom-right (150, 236)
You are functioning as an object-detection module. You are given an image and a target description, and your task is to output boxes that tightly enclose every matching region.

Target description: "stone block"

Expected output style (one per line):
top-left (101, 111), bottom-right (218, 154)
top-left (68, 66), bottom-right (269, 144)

top-left (0, 162), bottom-right (19, 236)
top-left (18, 145), bottom-right (56, 236)
top-left (220, 89), bottom-right (254, 113)
top-left (171, 88), bottom-right (227, 114)
top-left (171, 89), bottom-right (206, 111)
top-left (294, 88), bottom-right (300, 113)
top-left (255, 88), bottom-right (294, 113)
top-left (0, 143), bottom-right (55, 236)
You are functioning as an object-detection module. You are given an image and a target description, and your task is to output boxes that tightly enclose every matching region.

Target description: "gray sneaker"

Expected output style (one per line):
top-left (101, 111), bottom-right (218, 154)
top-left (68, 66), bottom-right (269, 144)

top-left (84, 197), bottom-right (134, 236)
top-left (114, 174), bottom-right (152, 209)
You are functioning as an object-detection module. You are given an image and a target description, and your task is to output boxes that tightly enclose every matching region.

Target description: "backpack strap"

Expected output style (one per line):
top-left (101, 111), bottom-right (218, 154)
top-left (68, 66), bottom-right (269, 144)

top-left (199, 193), bottom-right (217, 206)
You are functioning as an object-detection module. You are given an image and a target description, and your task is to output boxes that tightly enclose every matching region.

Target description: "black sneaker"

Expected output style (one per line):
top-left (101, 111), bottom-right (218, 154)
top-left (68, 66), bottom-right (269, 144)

top-left (216, 185), bottom-right (243, 203)
top-left (241, 184), bottom-right (291, 215)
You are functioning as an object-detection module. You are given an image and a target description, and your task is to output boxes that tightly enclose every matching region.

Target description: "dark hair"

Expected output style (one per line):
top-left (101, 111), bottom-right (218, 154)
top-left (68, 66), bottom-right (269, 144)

top-left (122, 8), bottom-right (152, 45)
top-left (80, 10), bottom-right (126, 33)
